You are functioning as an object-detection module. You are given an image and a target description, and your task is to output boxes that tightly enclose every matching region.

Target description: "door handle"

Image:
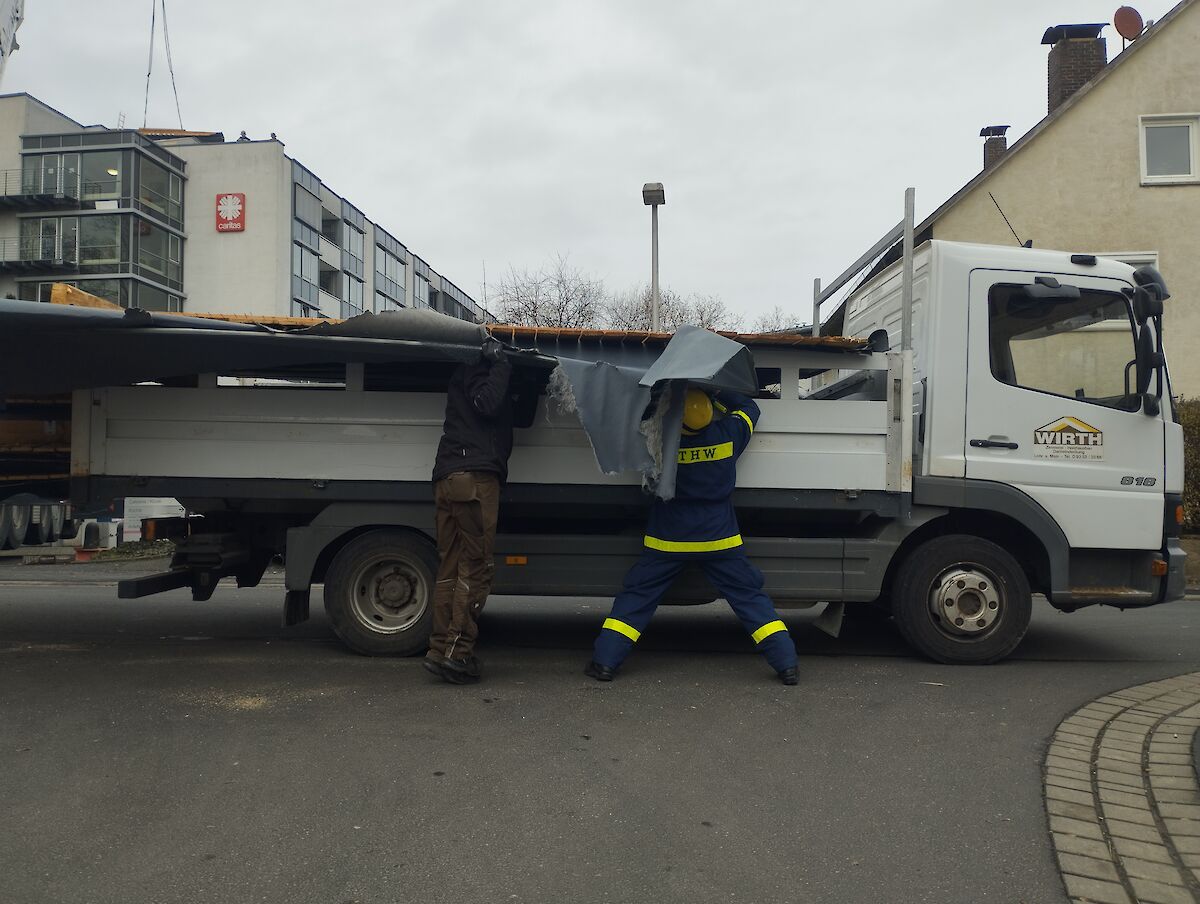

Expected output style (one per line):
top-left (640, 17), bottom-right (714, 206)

top-left (970, 439), bottom-right (1019, 449)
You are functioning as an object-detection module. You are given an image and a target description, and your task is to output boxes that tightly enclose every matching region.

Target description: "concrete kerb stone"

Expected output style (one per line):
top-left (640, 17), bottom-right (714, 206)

top-left (1045, 671), bottom-right (1200, 904)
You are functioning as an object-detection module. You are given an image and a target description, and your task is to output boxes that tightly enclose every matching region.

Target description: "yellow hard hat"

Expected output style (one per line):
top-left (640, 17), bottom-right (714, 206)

top-left (683, 389), bottom-right (714, 431)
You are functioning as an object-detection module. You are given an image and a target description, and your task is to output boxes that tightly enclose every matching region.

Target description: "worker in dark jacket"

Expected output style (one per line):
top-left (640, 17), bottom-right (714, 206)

top-left (424, 337), bottom-right (513, 684)
top-left (585, 388), bottom-right (799, 685)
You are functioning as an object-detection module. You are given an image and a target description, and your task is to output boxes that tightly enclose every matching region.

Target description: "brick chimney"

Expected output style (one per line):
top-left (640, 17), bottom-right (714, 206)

top-left (1042, 24), bottom-right (1108, 114)
top-left (980, 125), bottom-right (1010, 170)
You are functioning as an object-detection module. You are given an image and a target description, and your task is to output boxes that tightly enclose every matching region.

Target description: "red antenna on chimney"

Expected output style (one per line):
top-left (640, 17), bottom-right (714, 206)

top-left (1114, 6), bottom-right (1144, 49)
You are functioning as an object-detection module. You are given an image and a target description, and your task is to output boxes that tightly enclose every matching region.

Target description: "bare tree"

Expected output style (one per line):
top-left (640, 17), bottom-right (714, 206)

top-left (494, 254), bottom-right (605, 328)
top-left (688, 293), bottom-right (741, 332)
top-left (603, 286), bottom-right (687, 331)
top-left (603, 286), bottom-right (741, 332)
top-left (751, 304), bottom-right (799, 333)
top-left (493, 255), bottom-right (744, 334)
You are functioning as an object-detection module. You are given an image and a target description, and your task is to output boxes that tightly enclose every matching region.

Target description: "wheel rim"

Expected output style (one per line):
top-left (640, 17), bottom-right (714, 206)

top-left (928, 564), bottom-right (1003, 638)
top-left (346, 553), bottom-right (429, 635)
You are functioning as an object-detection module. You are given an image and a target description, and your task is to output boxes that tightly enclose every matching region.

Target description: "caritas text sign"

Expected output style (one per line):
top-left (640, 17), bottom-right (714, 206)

top-left (215, 193), bottom-right (246, 232)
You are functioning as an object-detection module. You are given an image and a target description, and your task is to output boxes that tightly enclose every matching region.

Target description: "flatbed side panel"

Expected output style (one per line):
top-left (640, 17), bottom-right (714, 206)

top-left (91, 384), bottom-right (896, 492)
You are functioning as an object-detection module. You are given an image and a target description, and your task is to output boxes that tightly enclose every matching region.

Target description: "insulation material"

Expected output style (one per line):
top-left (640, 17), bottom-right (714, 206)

top-left (546, 365), bottom-right (578, 416)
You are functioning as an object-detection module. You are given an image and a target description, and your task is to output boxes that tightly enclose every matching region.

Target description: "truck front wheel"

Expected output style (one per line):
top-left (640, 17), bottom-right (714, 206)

top-left (323, 529), bottom-right (437, 656)
top-left (892, 535), bottom-right (1031, 664)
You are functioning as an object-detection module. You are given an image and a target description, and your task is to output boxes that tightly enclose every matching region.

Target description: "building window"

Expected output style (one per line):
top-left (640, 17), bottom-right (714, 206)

top-left (988, 283), bottom-right (1138, 411)
top-left (19, 152), bottom-right (82, 197)
top-left (292, 242), bottom-right (319, 308)
top-left (294, 185), bottom-right (322, 229)
top-left (414, 273), bottom-right (430, 309)
top-left (136, 218), bottom-right (183, 287)
top-left (79, 215), bottom-right (123, 265)
top-left (1140, 115), bottom-right (1199, 184)
top-left (375, 290), bottom-right (403, 312)
top-left (139, 157), bottom-right (182, 225)
top-left (321, 208), bottom-right (342, 245)
top-left (374, 245), bottom-right (406, 308)
top-left (342, 273), bottom-right (364, 318)
top-left (135, 283), bottom-right (181, 312)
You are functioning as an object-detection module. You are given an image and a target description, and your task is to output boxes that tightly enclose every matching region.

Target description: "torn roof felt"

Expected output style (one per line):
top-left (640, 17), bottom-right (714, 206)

top-left (0, 293), bottom-right (872, 398)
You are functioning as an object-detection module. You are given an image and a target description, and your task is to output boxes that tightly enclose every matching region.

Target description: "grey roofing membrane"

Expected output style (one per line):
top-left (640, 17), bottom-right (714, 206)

top-left (1, 303), bottom-right (759, 498)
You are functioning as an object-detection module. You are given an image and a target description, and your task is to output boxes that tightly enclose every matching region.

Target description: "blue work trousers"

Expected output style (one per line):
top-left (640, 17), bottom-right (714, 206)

top-left (593, 552), bottom-right (798, 673)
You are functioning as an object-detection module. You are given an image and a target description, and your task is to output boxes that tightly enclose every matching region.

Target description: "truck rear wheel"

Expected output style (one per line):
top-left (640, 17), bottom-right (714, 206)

top-left (892, 534), bottom-right (1031, 664)
top-left (323, 529), bottom-right (437, 656)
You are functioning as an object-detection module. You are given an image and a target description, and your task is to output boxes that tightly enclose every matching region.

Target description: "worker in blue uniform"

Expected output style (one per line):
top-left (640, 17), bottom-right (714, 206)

top-left (586, 387), bottom-right (799, 685)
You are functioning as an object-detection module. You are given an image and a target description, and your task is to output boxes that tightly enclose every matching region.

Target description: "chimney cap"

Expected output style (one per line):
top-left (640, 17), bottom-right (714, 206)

top-left (980, 125), bottom-right (1011, 138)
top-left (1042, 23), bottom-right (1106, 44)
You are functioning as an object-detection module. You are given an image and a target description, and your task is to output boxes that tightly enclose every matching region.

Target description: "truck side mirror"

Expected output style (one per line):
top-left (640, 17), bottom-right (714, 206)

top-left (1134, 323), bottom-right (1164, 415)
top-left (1133, 266), bottom-right (1170, 302)
top-left (1129, 285), bottom-right (1164, 325)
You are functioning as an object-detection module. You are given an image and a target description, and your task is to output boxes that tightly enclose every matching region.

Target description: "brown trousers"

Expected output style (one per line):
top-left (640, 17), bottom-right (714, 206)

top-left (428, 471), bottom-right (500, 662)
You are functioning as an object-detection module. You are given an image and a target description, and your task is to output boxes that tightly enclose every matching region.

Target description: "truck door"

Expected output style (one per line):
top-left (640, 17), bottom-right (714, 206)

top-left (965, 271), bottom-right (1164, 550)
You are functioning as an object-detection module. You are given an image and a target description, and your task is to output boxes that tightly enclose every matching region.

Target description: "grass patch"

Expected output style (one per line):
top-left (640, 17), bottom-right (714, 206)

top-left (92, 540), bottom-right (175, 561)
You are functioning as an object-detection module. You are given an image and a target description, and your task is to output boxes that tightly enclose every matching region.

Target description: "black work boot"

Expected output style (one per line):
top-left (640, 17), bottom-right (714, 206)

top-left (423, 658), bottom-right (447, 681)
top-left (441, 655), bottom-right (482, 684)
top-left (777, 667), bottom-right (799, 686)
top-left (585, 661), bottom-right (615, 682)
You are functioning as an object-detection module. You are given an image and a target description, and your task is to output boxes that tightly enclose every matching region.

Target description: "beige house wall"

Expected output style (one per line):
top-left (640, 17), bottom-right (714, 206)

top-left (932, 0), bottom-right (1200, 397)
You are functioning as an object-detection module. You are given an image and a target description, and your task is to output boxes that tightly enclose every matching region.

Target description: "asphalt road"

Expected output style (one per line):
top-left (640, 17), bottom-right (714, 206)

top-left (1, 564), bottom-right (1199, 904)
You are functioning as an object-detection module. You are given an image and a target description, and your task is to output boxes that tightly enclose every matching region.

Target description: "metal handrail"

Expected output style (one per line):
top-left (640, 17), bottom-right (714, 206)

top-left (0, 169), bottom-right (86, 199)
top-left (0, 237), bottom-right (119, 263)
top-left (813, 187), bottom-right (916, 350)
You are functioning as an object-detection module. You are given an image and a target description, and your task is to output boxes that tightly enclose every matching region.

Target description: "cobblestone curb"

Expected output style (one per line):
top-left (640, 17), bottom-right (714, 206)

top-left (1047, 672), bottom-right (1200, 904)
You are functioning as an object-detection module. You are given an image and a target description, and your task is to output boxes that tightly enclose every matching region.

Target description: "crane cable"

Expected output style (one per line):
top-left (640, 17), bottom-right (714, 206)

top-left (141, 0), bottom-right (155, 128)
top-left (142, 0), bottom-right (184, 129)
top-left (160, 0), bottom-right (184, 129)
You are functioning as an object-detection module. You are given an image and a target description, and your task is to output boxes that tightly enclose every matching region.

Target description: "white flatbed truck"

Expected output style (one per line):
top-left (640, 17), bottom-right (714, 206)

top-left (43, 225), bottom-right (1183, 664)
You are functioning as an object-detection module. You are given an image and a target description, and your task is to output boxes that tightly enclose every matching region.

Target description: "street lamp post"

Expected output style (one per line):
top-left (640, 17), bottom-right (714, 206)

top-left (642, 182), bottom-right (665, 331)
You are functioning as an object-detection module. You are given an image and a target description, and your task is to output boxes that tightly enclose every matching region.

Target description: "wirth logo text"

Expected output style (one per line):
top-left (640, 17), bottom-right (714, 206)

top-left (1033, 417), bottom-right (1104, 460)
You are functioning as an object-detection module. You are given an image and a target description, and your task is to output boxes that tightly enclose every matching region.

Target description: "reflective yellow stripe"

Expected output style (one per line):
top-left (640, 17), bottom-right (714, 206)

top-left (733, 410), bottom-right (754, 434)
top-left (677, 441), bottom-right (734, 464)
top-left (751, 620), bottom-right (787, 644)
top-left (643, 534), bottom-right (743, 553)
top-left (603, 618), bottom-right (641, 641)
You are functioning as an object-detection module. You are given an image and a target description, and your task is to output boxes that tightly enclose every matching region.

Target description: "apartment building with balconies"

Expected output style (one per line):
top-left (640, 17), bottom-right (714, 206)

top-left (0, 92), bottom-right (487, 323)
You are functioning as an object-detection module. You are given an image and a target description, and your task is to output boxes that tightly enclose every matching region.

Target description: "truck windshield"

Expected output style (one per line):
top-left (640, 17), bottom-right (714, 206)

top-left (988, 284), bottom-right (1139, 411)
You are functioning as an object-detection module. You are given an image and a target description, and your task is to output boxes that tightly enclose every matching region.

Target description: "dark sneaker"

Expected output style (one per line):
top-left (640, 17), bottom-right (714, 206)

top-left (584, 661), bottom-right (615, 682)
top-left (442, 656), bottom-right (482, 684)
top-left (423, 658), bottom-right (448, 681)
top-left (778, 667), bottom-right (799, 686)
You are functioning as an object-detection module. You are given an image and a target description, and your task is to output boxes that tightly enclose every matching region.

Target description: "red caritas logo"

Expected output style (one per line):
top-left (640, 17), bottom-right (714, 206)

top-left (216, 193), bottom-right (245, 232)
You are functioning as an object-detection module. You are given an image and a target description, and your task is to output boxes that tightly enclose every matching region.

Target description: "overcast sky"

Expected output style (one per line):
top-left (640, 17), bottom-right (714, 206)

top-left (3, 1), bottom-right (1175, 324)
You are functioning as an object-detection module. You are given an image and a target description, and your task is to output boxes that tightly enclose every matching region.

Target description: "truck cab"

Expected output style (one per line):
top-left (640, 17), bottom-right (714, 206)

top-left (842, 240), bottom-right (1184, 615)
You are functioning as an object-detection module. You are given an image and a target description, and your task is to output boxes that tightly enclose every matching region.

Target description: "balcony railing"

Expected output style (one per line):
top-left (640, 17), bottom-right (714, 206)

top-left (0, 238), bottom-right (119, 271)
top-left (0, 169), bottom-right (80, 204)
